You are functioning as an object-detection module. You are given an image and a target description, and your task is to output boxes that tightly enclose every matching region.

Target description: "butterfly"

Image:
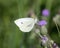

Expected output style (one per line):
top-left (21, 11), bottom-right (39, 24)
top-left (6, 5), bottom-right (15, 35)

top-left (14, 18), bottom-right (38, 32)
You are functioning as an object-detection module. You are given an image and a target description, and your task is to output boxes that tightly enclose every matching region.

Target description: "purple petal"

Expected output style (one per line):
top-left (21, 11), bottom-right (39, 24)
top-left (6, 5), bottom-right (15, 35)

top-left (42, 9), bottom-right (50, 16)
top-left (41, 36), bottom-right (48, 45)
top-left (41, 36), bottom-right (48, 41)
top-left (52, 43), bottom-right (57, 48)
top-left (37, 20), bottom-right (47, 26)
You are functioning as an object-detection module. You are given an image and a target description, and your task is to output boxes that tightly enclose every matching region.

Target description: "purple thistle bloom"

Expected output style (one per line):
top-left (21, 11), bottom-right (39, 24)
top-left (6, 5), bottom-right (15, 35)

top-left (42, 9), bottom-right (50, 16)
top-left (52, 43), bottom-right (59, 48)
top-left (41, 35), bottom-right (48, 45)
top-left (42, 36), bottom-right (48, 41)
top-left (37, 20), bottom-right (47, 26)
top-left (52, 43), bottom-right (57, 48)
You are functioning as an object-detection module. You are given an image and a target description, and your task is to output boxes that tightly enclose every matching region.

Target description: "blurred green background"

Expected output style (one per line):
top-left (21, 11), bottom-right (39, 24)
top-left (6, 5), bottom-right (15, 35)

top-left (0, 0), bottom-right (60, 48)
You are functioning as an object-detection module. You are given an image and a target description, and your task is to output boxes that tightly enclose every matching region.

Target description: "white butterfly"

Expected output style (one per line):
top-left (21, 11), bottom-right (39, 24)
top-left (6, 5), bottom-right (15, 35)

top-left (14, 18), bottom-right (37, 32)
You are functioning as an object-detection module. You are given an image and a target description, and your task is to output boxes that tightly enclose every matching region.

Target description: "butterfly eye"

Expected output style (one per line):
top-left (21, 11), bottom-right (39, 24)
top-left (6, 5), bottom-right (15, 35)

top-left (21, 22), bottom-right (23, 24)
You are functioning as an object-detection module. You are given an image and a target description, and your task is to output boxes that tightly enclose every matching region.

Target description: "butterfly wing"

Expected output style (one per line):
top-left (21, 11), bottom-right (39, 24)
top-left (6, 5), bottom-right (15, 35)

top-left (14, 18), bottom-right (35, 32)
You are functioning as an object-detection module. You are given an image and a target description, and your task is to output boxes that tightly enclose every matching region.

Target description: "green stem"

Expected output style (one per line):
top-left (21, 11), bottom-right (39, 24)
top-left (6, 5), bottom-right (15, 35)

top-left (45, 0), bottom-right (53, 33)
top-left (55, 22), bottom-right (60, 37)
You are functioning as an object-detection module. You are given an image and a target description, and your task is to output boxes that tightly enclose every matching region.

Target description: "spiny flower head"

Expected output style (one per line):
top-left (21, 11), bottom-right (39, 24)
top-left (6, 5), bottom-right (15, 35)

top-left (37, 20), bottom-right (47, 26)
top-left (42, 9), bottom-right (50, 16)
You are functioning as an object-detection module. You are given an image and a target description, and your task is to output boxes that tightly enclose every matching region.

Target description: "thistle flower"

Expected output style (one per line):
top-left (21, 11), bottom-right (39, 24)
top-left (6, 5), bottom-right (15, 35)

top-left (53, 14), bottom-right (60, 25)
top-left (42, 9), bottom-right (50, 16)
top-left (52, 43), bottom-right (59, 48)
top-left (41, 35), bottom-right (48, 45)
top-left (41, 25), bottom-right (48, 35)
top-left (37, 20), bottom-right (47, 26)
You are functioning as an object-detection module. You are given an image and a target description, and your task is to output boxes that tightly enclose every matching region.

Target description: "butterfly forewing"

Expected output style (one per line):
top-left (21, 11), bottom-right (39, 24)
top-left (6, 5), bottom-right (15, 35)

top-left (14, 18), bottom-right (35, 32)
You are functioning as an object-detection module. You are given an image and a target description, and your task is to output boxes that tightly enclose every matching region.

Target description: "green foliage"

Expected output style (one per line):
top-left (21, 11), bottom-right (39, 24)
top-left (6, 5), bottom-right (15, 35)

top-left (0, 0), bottom-right (60, 48)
